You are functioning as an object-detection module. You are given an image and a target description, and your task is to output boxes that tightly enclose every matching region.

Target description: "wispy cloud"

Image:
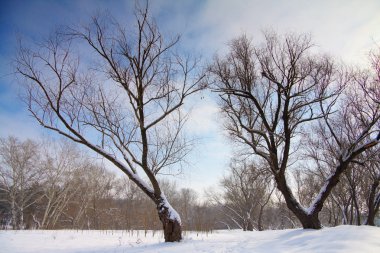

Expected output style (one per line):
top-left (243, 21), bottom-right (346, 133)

top-left (181, 0), bottom-right (380, 63)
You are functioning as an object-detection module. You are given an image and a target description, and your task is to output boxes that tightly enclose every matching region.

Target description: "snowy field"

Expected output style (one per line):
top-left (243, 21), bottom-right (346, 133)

top-left (1, 226), bottom-right (380, 253)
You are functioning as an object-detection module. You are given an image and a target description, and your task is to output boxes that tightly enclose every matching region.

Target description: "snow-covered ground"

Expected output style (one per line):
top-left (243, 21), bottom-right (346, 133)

top-left (1, 226), bottom-right (380, 253)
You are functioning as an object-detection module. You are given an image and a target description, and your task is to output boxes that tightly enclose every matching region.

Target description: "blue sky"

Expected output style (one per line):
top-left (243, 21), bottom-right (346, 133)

top-left (1, 0), bottom-right (380, 197)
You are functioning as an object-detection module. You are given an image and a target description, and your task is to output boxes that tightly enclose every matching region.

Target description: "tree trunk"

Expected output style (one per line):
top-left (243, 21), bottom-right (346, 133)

top-left (11, 200), bottom-right (17, 230)
top-left (276, 176), bottom-right (322, 229)
top-left (20, 207), bottom-right (24, 229)
top-left (298, 213), bottom-right (321, 229)
top-left (366, 207), bottom-right (376, 226)
top-left (285, 201), bottom-right (322, 229)
top-left (157, 199), bottom-right (182, 242)
top-left (246, 219), bottom-right (254, 231)
top-left (258, 206), bottom-right (264, 231)
top-left (275, 158), bottom-right (359, 230)
top-left (365, 178), bottom-right (379, 226)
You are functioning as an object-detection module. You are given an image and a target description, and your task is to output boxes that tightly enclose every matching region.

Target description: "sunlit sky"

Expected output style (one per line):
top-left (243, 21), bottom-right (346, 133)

top-left (1, 0), bottom-right (380, 197)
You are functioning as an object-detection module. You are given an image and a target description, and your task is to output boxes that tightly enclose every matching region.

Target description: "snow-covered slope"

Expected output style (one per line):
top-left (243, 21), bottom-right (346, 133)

top-left (1, 226), bottom-right (379, 253)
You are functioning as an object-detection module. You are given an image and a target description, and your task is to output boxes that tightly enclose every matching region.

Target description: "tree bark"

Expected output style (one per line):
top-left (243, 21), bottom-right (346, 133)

top-left (20, 207), bottom-right (24, 229)
top-left (11, 200), bottom-right (17, 229)
top-left (258, 206), bottom-right (264, 231)
top-left (158, 206), bottom-right (182, 242)
top-left (157, 202), bottom-right (182, 242)
top-left (298, 214), bottom-right (322, 229)
top-left (246, 219), bottom-right (254, 231)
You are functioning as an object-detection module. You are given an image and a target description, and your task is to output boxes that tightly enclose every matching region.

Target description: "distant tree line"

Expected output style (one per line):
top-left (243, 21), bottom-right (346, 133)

top-left (1, 136), bottom-right (378, 231)
top-left (0, 137), bottom-right (215, 231)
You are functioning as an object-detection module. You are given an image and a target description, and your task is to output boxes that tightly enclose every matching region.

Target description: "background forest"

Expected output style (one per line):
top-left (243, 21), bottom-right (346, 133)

top-left (1, 136), bottom-right (379, 231)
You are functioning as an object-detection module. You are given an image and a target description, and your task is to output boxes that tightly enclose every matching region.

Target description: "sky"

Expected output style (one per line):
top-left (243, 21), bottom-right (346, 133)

top-left (1, 0), bottom-right (380, 198)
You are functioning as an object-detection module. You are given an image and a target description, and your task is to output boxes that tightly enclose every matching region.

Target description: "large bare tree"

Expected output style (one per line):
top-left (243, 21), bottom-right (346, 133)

top-left (210, 32), bottom-right (380, 229)
top-left (15, 4), bottom-right (205, 241)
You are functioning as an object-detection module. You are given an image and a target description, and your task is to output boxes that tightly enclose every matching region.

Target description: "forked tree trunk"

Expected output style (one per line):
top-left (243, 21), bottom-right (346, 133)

top-left (156, 199), bottom-right (182, 242)
top-left (282, 196), bottom-right (322, 229)
top-left (275, 159), bottom-right (360, 229)
top-left (276, 175), bottom-right (323, 229)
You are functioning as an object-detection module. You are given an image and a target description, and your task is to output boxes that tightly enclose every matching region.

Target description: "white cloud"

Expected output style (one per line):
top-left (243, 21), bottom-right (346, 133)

top-left (182, 0), bottom-right (380, 64)
top-left (185, 96), bottom-right (220, 136)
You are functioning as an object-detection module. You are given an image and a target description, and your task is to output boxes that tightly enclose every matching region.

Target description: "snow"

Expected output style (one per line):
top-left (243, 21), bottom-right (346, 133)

top-left (160, 194), bottom-right (182, 224)
top-left (1, 226), bottom-right (379, 253)
top-left (305, 175), bottom-right (332, 215)
top-left (341, 136), bottom-right (380, 163)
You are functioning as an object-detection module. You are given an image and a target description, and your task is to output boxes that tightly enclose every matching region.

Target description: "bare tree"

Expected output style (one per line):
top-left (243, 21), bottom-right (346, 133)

top-left (210, 32), bottom-right (380, 229)
top-left (350, 150), bottom-right (380, 226)
top-left (217, 161), bottom-right (273, 231)
top-left (306, 59), bottom-right (380, 226)
top-left (359, 49), bottom-right (380, 105)
top-left (15, 3), bottom-right (205, 241)
top-left (37, 140), bottom-right (90, 229)
top-left (69, 164), bottom-right (115, 230)
top-left (113, 176), bottom-right (146, 230)
top-left (0, 137), bottom-right (43, 229)
top-left (358, 49), bottom-right (380, 225)
top-left (176, 188), bottom-right (198, 230)
top-left (306, 145), bottom-right (380, 227)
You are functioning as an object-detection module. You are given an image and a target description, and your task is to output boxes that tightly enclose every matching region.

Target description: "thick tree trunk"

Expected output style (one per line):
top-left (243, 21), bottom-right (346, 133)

top-left (246, 219), bottom-right (254, 231)
top-left (275, 159), bottom-right (358, 230)
top-left (298, 214), bottom-right (321, 229)
top-left (366, 207), bottom-right (376, 226)
top-left (157, 199), bottom-right (182, 242)
top-left (275, 175), bottom-right (322, 229)
top-left (284, 198), bottom-right (322, 229)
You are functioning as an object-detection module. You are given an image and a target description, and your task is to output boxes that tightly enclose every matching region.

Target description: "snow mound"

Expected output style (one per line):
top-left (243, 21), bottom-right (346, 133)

top-left (1, 225), bottom-right (379, 253)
